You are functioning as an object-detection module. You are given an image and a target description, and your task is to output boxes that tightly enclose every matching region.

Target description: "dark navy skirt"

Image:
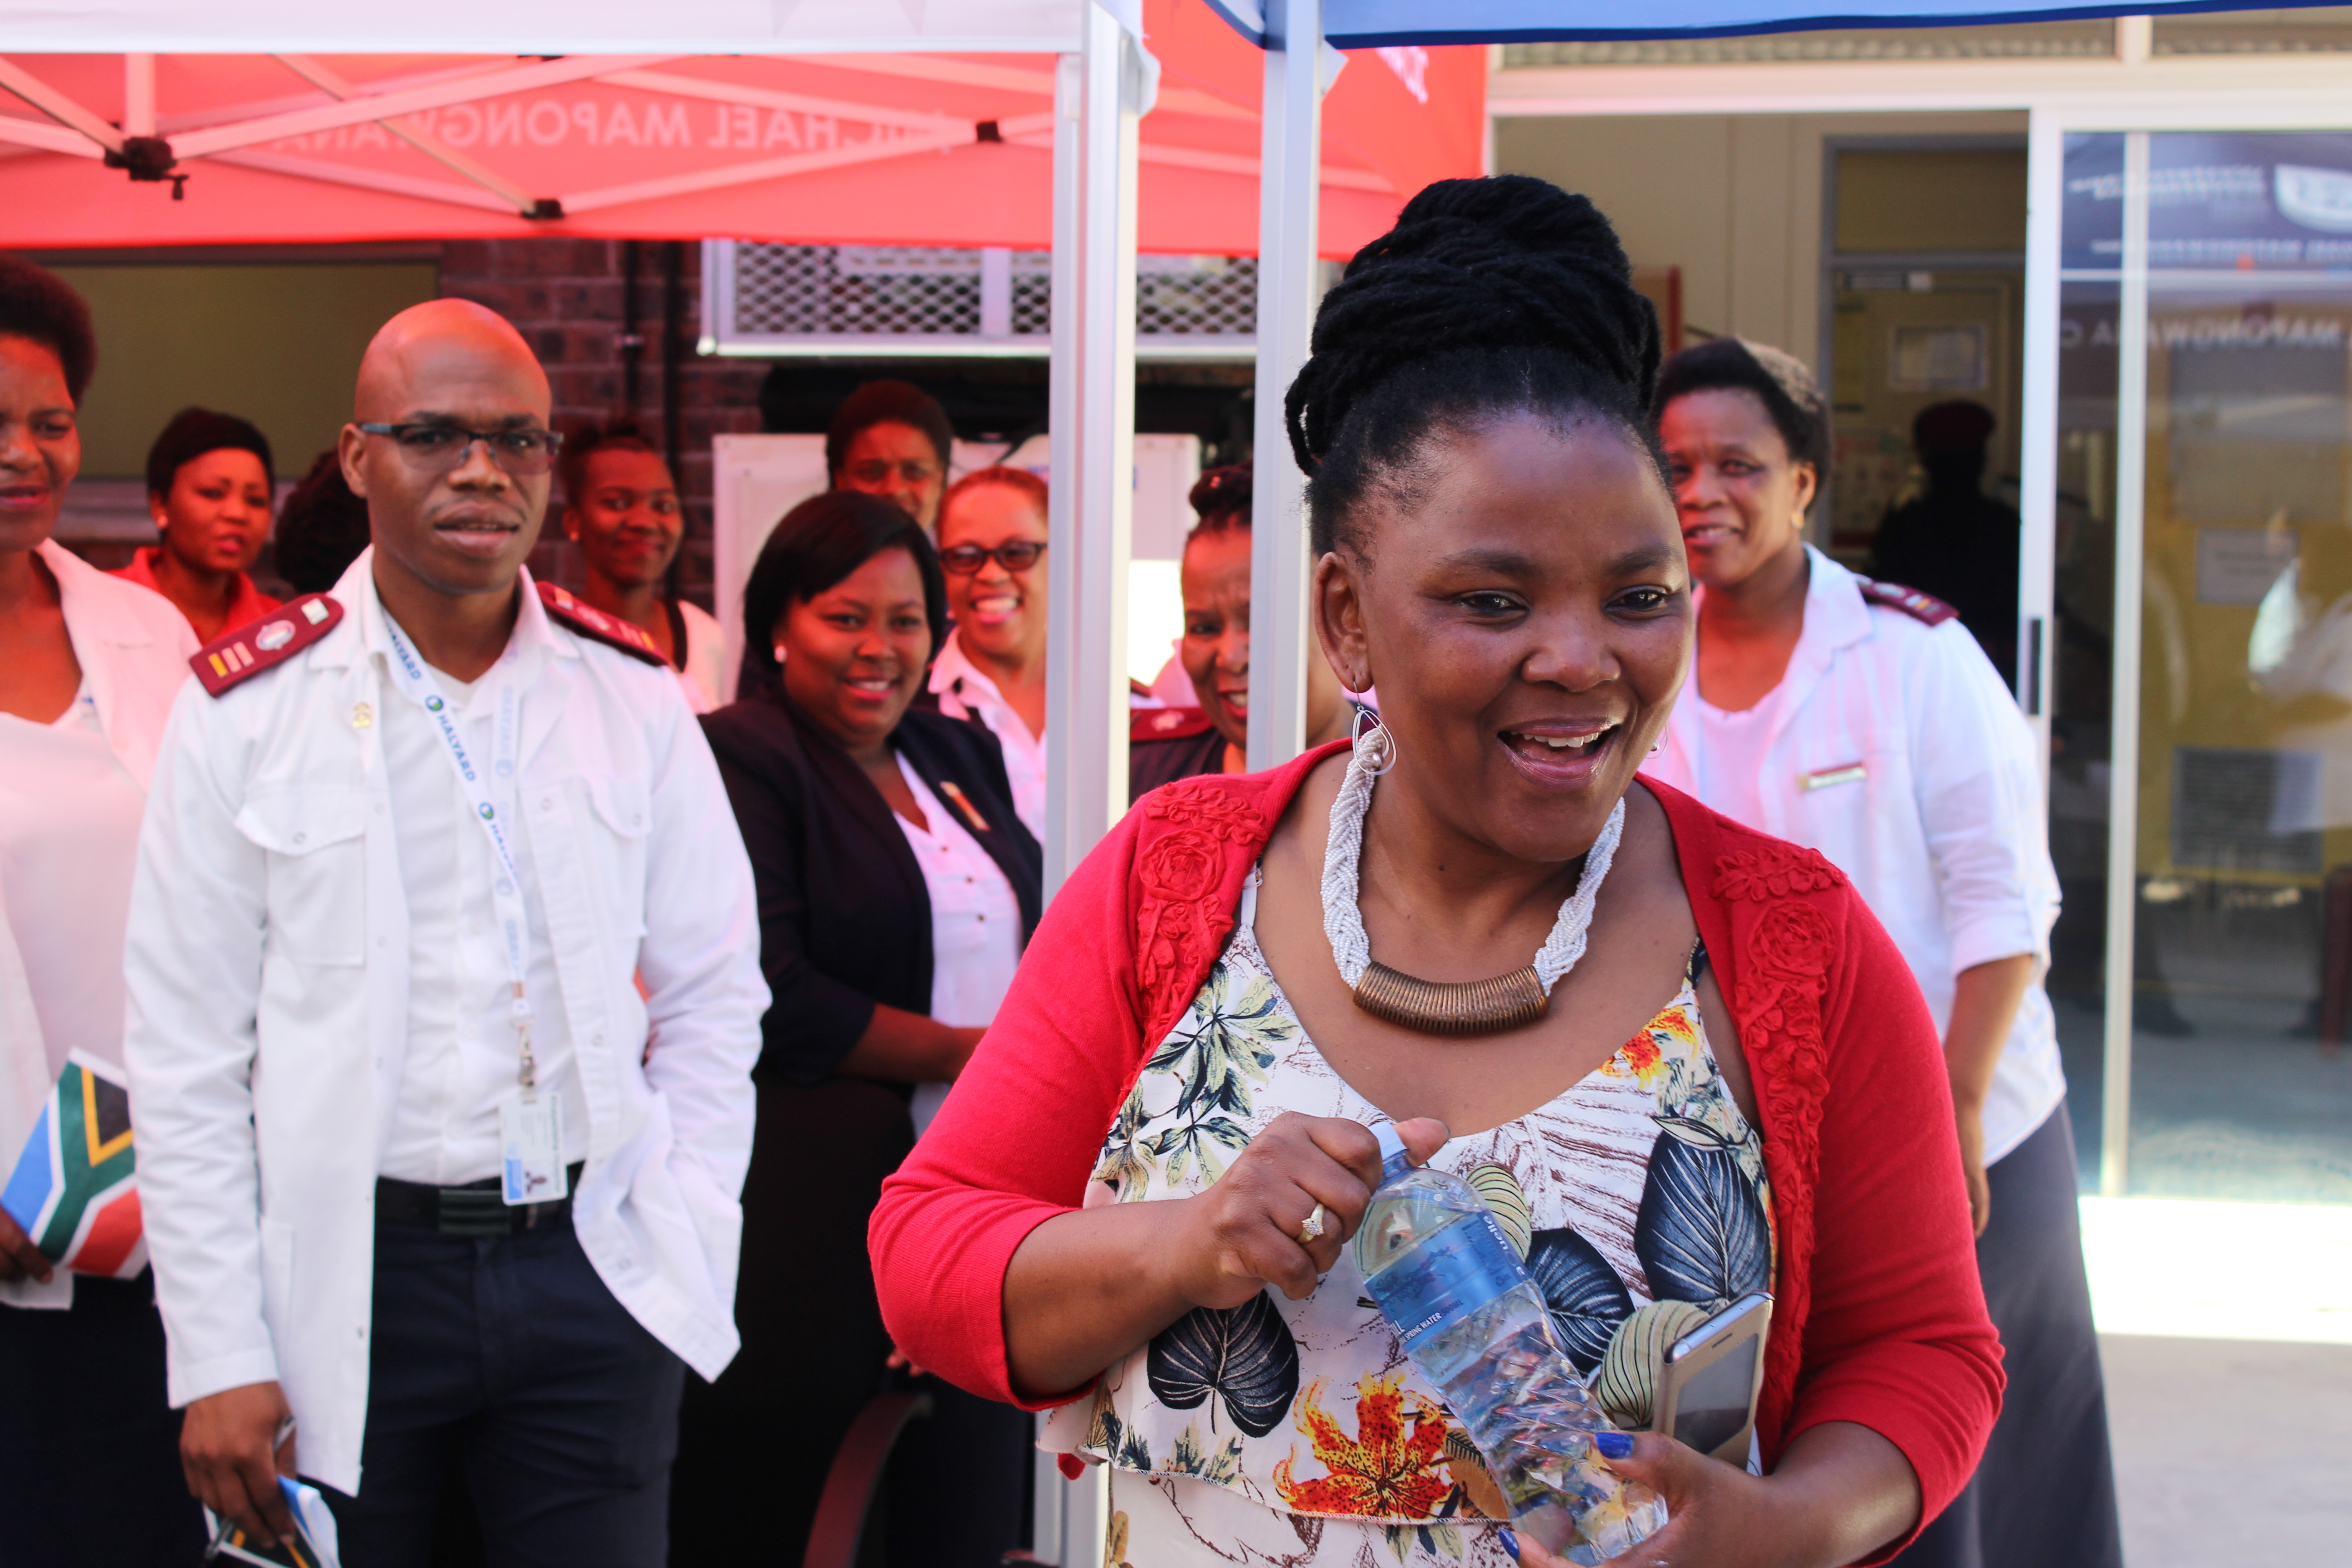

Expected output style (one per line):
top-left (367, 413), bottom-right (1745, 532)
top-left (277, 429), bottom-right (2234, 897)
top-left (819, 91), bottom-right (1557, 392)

top-left (0, 1271), bottom-right (206, 1564)
top-left (1890, 1100), bottom-right (2123, 1568)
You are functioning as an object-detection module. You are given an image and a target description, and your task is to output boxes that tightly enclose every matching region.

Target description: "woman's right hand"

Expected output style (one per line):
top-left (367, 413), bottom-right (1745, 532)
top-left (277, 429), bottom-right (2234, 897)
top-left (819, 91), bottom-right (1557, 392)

top-left (839, 1007), bottom-right (989, 1083)
top-left (0, 1205), bottom-right (52, 1284)
top-left (1169, 1112), bottom-right (1450, 1309)
top-left (1000, 1112), bottom-right (1448, 1398)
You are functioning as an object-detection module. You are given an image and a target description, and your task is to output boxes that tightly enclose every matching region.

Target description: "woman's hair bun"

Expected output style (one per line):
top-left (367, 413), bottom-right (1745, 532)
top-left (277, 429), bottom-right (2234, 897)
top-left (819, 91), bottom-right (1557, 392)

top-left (1188, 462), bottom-right (1252, 522)
top-left (1286, 174), bottom-right (1660, 480)
top-left (1363, 173), bottom-right (1636, 284)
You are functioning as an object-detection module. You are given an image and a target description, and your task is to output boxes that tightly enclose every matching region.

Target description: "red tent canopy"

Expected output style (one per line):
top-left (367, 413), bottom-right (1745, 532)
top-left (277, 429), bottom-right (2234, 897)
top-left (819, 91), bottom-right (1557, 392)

top-left (0, 1), bottom-right (1482, 256)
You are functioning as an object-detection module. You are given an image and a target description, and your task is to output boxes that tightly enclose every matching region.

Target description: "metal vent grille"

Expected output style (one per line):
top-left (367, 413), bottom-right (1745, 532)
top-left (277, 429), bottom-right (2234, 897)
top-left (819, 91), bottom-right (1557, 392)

top-left (1011, 252), bottom-right (1052, 336)
top-left (1138, 256), bottom-right (1257, 337)
top-left (2171, 745), bottom-right (2324, 874)
top-left (706, 241), bottom-right (1258, 358)
top-left (732, 245), bottom-right (981, 338)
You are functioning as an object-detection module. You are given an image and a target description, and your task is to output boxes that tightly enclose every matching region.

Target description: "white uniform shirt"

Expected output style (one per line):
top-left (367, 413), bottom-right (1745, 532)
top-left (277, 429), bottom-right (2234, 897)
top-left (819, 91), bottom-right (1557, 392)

top-left (676, 599), bottom-right (725, 715)
top-left (2, 694), bottom-right (149, 1084)
top-left (928, 630), bottom-right (1045, 840)
top-left (1647, 546), bottom-right (2068, 1166)
top-left (890, 755), bottom-right (1024, 1135)
top-left (124, 551), bottom-right (766, 1495)
top-left (1691, 691), bottom-right (1776, 833)
top-left (0, 542), bottom-right (193, 1311)
top-left (372, 587), bottom-right (588, 1183)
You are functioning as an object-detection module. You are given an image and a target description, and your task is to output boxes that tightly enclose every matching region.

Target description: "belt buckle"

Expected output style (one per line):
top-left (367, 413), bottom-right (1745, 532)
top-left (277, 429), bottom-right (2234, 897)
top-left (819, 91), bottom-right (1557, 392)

top-left (435, 1186), bottom-right (515, 1237)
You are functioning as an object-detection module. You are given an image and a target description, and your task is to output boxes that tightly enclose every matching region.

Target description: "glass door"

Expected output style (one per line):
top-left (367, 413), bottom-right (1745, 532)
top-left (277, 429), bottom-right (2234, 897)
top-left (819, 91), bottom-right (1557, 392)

top-left (2058, 129), bottom-right (2352, 1202)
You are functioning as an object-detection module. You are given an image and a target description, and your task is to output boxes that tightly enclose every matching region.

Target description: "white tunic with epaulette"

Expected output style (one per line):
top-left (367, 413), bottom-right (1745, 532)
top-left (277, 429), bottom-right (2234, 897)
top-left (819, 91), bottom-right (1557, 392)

top-left (1645, 544), bottom-right (2066, 1166)
top-left (121, 549), bottom-right (768, 1496)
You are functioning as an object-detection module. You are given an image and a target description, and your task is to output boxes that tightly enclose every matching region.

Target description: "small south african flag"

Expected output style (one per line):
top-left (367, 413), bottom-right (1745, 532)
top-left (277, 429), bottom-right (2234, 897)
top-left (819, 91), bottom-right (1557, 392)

top-left (1, 1052), bottom-right (144, 1278)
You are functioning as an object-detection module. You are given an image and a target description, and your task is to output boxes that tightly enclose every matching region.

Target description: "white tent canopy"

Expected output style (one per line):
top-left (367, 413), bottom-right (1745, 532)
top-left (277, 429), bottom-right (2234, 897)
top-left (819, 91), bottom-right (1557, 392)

top-left (0, 0), bottom-right (1130, 54)
top-left (5, 0), bottom-right (1155, 892)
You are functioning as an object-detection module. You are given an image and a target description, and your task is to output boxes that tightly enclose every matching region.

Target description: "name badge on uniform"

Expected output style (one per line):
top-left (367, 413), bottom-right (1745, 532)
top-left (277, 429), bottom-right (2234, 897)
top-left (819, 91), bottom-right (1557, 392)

top-left (499, 1093), bottom-right (568, 1206)
top-left (1801, 760), bottom-right (1868, 792)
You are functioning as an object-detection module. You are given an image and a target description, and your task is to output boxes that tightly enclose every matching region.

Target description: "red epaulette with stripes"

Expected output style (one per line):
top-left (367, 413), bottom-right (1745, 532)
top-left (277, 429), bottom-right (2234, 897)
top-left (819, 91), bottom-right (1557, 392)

top-left (536, 582), bottom-right (666, 666)
top-left (1855, 576), bottom-right (1960, 627)
top-left (190, 594), bottom-right (343, 696)
top-left (1131, 705), bottom-right (1214, 742)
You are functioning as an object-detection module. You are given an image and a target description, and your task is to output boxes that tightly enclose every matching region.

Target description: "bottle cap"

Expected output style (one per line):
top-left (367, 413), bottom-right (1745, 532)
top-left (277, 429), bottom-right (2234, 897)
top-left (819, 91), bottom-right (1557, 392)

top-left (1372, 1121), bottom-right (1412, 1183)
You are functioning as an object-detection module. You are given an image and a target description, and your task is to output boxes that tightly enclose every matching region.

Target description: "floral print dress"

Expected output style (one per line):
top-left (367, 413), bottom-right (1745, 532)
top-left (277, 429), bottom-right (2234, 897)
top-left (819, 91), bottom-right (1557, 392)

top-left (1045, 874), bottom-right (1777, 1568)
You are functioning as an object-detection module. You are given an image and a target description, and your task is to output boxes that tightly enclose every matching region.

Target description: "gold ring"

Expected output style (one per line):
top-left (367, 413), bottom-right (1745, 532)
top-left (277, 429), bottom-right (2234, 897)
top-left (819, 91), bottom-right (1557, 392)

top-left (1297, 1203), bottom-right (1327, 1245)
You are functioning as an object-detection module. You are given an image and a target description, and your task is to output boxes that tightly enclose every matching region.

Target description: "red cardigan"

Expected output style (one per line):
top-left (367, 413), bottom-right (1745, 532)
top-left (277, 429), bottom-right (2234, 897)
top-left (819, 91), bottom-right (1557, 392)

top-left (871, 744), bottom-right (2002, 1558)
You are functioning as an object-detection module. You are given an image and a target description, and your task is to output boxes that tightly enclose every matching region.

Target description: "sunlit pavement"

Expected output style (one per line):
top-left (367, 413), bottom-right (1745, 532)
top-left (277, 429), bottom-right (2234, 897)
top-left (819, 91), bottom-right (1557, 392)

top-left (2082, 1198), bottom-right (2352, 1566)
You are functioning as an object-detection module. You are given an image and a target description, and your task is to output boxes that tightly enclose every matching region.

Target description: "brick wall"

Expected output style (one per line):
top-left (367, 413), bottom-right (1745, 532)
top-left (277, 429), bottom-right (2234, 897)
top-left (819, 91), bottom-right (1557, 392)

top-left (436, 238), bottom-right (766, 609)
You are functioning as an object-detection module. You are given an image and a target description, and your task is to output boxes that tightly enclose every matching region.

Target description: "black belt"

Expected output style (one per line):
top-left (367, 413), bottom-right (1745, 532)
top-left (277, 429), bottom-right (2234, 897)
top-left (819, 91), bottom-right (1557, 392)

top-left (375, 1164), bottom-right (585, 1236)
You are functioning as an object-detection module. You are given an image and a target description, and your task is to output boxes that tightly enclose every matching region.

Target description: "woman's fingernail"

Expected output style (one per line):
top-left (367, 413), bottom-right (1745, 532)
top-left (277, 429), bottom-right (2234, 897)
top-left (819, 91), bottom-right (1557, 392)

top-left (1594, 1431), bottom-right (1635, 1460)
top-left (1498, 1528), bottom-right (1520, 1560)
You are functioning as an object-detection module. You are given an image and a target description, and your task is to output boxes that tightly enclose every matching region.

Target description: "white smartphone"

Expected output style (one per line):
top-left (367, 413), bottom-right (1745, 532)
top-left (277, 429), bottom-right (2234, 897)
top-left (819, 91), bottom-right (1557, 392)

top-left (1651, 1291), bottom-right (1773, 1465)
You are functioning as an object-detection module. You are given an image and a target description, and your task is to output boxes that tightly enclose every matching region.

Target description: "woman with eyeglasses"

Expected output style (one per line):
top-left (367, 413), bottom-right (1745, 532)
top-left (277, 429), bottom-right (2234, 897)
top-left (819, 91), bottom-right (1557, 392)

top-left (557, 418), bottom-right (725, 711)
top-left (928, 466), bottom-right (1049, 838)
top-left (828, 379), bottom-right (953, 534)
top-left (678, 490), bottom-right (1041, 1565)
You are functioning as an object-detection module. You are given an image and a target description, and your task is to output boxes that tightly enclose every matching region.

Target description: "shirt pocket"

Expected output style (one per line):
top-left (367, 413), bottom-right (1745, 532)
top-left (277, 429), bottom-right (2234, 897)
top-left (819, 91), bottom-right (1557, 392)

top-left (581, 774), bottom-right (652, 941)
top-left (1786, 737), bottom-right (1906, 877)
top-left (234, 788), bottom-right (369, 966)
top-left (585, 776), bottom-right (652, 842)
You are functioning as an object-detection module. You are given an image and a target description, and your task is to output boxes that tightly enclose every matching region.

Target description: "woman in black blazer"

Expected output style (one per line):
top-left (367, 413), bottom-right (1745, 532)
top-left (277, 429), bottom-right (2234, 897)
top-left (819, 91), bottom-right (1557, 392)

top-left (675, 491), bottom-right (1041, 1568)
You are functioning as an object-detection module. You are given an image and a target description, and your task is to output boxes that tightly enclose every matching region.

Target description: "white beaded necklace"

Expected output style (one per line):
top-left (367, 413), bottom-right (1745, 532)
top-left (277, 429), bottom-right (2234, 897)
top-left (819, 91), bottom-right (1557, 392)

top-left (1320, 735), bottom-right (1625, 1035)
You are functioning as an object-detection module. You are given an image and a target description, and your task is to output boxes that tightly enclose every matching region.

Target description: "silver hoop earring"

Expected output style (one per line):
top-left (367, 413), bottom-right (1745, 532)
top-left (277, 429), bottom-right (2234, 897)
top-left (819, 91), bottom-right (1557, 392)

top-left (1351, 706), bottom-right (1398, 776)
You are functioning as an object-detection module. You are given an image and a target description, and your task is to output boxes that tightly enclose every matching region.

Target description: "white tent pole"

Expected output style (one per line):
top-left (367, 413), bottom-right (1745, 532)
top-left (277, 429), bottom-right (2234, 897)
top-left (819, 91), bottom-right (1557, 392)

top-left (1033, 9), bottom-right (1137, 1556)
top-left (1043, 52), bottom-right (1086, 897)
top-left (1246, 0), bottom-right (1322, 772)
top-left (123, 54), bottom-right (155, 137)
top-left (1043, 4), bottom-right (1140, 894)
top-left (0, 56), bottom-right (125, 152)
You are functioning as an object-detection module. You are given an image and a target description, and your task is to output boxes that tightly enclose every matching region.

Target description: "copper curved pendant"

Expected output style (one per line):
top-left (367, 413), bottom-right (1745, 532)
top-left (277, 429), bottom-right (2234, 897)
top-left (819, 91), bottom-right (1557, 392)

top-left (1350, 960), bottom-right (1548, 1037)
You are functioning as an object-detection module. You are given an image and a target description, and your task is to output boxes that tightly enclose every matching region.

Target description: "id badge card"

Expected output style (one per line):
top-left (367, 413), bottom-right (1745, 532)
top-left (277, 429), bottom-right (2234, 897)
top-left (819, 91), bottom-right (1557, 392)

top-left (499, 1092), bottom-right (568, 1206)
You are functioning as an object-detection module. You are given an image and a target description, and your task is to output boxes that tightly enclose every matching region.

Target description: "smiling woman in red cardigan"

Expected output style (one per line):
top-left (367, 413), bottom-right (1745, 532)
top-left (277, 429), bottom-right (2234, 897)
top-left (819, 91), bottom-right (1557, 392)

top-left (871, 176), bottom-right (1999, 1568)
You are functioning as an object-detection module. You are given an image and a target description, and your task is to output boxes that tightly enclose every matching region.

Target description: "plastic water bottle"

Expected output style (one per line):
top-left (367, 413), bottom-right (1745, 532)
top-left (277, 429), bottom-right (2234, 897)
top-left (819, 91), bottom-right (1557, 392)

top-left (1354, 1123), bottom-right (1668, 1563)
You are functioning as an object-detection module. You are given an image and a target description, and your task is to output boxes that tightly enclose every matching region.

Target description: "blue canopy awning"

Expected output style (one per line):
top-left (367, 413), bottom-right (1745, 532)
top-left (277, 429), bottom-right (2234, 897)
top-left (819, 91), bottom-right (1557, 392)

top-left (1206, 0), bottom-right (2351, 49)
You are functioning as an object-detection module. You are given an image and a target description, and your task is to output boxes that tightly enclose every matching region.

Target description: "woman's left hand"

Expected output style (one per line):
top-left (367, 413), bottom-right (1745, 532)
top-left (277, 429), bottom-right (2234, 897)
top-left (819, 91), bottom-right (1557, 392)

top-left (1561, 1433), bottom-right (1788, 1568)
top-left (1509, 1423), bottom-right (1917, 1568)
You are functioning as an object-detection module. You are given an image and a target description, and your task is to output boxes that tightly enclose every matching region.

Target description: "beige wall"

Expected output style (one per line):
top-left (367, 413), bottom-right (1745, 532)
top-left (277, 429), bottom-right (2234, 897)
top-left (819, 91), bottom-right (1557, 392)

top-left (49, 261), bottom-right (439, 482)
top-left (1492, 111), bottom-right (2027, 377)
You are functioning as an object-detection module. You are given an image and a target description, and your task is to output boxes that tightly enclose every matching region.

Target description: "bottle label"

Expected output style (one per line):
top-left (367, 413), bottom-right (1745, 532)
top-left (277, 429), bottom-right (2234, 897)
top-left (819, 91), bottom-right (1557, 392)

top-left (1365, 1212), bottom-right (1527, 1352)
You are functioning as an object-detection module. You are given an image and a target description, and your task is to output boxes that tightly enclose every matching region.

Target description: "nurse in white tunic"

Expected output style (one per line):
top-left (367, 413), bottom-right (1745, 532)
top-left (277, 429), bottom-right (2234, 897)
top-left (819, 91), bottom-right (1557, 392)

top-left (0, 255), bottom-right (204, 1560)
top-left (1644, 337), bottom-right (2120, 1568)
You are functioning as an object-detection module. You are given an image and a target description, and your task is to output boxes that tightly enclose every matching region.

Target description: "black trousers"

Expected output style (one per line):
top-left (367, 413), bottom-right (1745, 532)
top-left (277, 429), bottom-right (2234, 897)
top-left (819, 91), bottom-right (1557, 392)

top-left (1891, 1101), bottom-right (2124, 1568)
top-left (0, 1272), bottom-right (206, 1564)
top-left (322, 1219), bottom-right (685, 1568)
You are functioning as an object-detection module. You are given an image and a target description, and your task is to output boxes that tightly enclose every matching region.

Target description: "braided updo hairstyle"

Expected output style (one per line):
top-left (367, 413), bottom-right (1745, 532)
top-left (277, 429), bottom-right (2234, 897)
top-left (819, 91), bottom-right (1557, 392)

top-left (1285, 175), bottom-right (1662, 560)
top-left (1186, 461), bottom-right (1252, 543)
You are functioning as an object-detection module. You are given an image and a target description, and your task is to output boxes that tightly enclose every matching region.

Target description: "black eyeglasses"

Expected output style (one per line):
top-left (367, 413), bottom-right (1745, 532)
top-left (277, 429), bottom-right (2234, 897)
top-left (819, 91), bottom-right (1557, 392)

top-left (939, 540), bottom-right (1046, 575)
top-left (357, 422), bottom-right (564, 476)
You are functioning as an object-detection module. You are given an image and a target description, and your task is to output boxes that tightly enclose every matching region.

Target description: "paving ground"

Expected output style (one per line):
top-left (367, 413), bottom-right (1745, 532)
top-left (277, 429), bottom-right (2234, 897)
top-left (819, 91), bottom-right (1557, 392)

top-left (2101, 1334), bottom-right (2352, 1568)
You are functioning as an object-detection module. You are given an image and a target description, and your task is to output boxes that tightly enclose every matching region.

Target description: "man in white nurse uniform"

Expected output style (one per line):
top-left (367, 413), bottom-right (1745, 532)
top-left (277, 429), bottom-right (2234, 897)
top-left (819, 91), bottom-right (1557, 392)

top-left (124, 300), bottom-right (766, 1564)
